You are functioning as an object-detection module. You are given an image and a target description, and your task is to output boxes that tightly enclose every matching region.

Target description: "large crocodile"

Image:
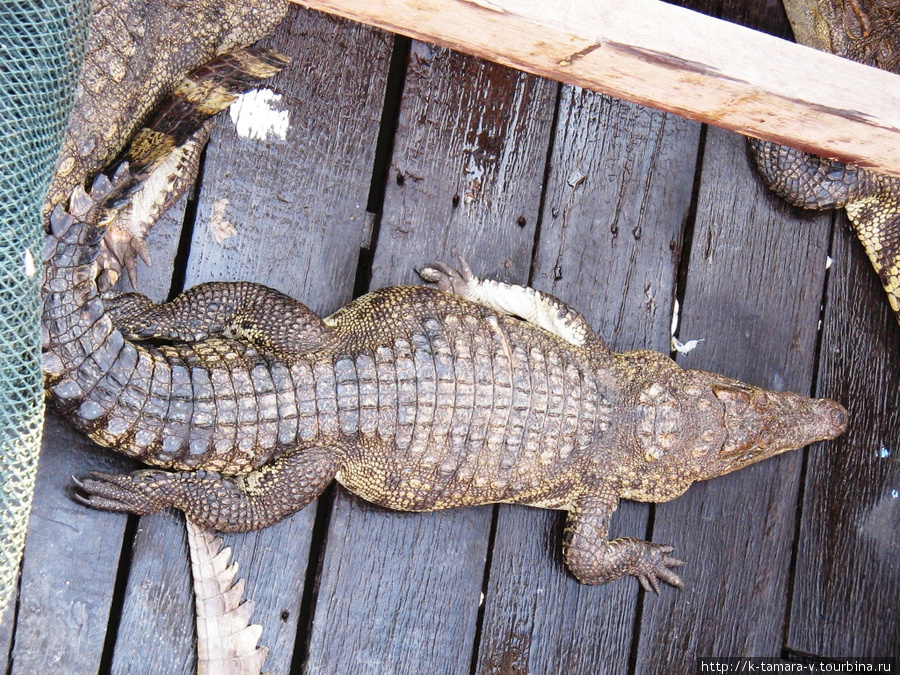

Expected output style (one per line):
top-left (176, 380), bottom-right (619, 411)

top-left (44, 84), bottom-right (848, 593)
top-left (750, 0), bottom-right (900, 326)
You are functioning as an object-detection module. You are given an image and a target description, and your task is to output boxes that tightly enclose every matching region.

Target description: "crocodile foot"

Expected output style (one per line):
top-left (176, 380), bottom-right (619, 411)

top-left (72, 470), bottom-right (171, 515)
top-left (418, 256), bottom-right (478, 296)
top-left (629, 543), bottom-right (685, 594)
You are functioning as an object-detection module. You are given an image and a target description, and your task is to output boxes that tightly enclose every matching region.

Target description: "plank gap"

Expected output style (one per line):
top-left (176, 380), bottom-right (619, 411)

top-left (669, 123), bottom-right (708, 355)
top-left (97, 515), bottom-right (139, 675)
top-left (165, 145), bottom-right (208, 301)
top-left (3, 568), bottom-right (22, 675)
top-left (468, 505), bottom-right (501, 675)
top-left (780, 207), bottom-right (838, 652)
top-left (365, 35), bottom-right (412, 216)
top-left (526, 81), bottom-right (563, 288)
top-left (290, 482), bottom-right (337, 675)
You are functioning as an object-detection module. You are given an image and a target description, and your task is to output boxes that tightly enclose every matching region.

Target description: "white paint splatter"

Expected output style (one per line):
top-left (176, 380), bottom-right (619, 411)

top-left (229, 88), bottom-right (289, 142)
top-left (670, 299), bottom-right (704, 353)
top-left (880, 445), bottom-right (892, 459)
top-left (209, 199), bottom-right (237, 243)
top-left (892, 490), bottom-right (899, 499)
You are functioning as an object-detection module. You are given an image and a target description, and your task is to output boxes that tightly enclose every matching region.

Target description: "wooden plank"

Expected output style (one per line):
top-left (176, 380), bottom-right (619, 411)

top-left (110, 7), bottom-right (393, 674)
top-left (289, 0), bottom-right (900, 179)
top-left (475, 88), bottom-right (701, 674)
top-left (10, 415), bottom-right (133, 674)
top-left (305, 41), bottom-right (557, 673)
top-left (788, 214), bottom-right (900, 656)
top-left (633, 128), bottom-right (832, 665)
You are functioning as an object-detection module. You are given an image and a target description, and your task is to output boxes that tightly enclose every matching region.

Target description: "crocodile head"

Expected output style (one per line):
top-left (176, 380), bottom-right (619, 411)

top-left (620, 364), bottom-right (847, 503)
top-left (692, 375), bottom-right (848, 481)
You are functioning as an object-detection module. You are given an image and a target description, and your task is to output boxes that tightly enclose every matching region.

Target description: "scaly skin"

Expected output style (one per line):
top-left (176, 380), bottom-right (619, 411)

top-left (750, 0), bottom-right (900, 325)
top-left (45, 0), bottom-right (288, 288)
top-left (44, 88), bottom-right (848, 592)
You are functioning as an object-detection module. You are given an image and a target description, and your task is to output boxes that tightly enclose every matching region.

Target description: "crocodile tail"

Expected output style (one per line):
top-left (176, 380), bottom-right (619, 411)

top-left (42, 46), bottom-right (289, 392)
top-left (123, 46), bottom-right (290, 178)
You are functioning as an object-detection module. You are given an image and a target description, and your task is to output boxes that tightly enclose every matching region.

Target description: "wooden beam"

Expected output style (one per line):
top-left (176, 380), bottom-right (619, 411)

top-left (290, 0), bottom-right (900, 179)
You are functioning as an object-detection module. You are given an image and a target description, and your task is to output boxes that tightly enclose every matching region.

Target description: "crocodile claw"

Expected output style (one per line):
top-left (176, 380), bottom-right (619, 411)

top-left (72, 470), bottom-right (168, 516)
top-left (634, 544), bottom-right (684, 594)
top-left (418, 256), bottom-right (478, 296)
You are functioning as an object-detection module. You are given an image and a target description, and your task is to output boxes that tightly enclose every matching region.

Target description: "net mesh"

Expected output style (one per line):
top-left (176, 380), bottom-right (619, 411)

top-left (0, 0), bottom-right (90, 618)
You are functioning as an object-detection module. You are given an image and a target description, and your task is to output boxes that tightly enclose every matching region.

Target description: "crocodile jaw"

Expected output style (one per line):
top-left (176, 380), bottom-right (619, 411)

top-left (700, 384), bottom-right (848, 480)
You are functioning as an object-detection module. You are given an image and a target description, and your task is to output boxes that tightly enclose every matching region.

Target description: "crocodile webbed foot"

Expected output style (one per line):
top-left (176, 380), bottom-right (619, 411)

top-left (73, 446), bottom-right (339, 531)
top-left (563, 494), bottom-right (684, 593)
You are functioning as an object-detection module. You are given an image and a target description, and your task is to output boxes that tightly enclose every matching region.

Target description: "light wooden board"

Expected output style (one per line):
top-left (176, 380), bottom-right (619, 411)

top-left (290, 0), bottom-right (900, 178)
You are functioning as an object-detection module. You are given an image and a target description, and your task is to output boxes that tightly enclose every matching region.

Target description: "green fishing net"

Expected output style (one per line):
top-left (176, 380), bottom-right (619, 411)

top-left (0, 0), bottom-right (90, 619)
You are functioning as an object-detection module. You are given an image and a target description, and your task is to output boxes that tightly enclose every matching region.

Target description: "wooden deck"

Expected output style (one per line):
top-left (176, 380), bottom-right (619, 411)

top-left (6, 1), bottom-right (898, 672)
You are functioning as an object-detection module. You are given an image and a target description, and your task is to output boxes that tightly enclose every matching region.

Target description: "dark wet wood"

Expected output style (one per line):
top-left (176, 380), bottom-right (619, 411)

top-left (634, 125), bottom-right (831, 667)
top-left (12, 0), bottom-right (900, 670)
top-left (111, 7), bottom-right (392, 674)
top-left (306, 41), bottom-right (557, 674)
top-left (788, 215), bottom-right (900, 657)
top-left (475, 90), bottom-right (701, 675)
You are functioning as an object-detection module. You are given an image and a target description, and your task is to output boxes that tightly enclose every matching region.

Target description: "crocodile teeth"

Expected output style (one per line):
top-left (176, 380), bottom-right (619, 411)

top-left (49, 203), bottom-right (75, 237)
top-left (69, 185), bottom-right (94, 217)
top-left (111, 161), bottom-right (131, 185)
top-left (90, 173), bottom-right (114, 200)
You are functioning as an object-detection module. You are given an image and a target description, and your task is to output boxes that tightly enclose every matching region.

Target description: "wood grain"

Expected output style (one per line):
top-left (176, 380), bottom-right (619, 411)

top-left (290, 0), bottom-right (900, 179)
top-left (788, 214), bottom-right (900, 657)
top-left (10, 415), bottom-right (134, 674)
top-left (110, 7), bottom-right (392, 674)
top-left (475, 88), bottom-right (701, 674)
top-left (633, 121), bottom-right (832, 669)
top-left (305, 41), bottom-right (557, 674)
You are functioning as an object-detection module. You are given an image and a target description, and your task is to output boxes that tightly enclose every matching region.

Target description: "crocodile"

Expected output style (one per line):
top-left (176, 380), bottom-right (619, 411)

top-left (45, 0), bottom-right (288, 290)
top-left (44, 84), bottom-right (848, 594)
top-left (750, 0), bottom-right (900, 326)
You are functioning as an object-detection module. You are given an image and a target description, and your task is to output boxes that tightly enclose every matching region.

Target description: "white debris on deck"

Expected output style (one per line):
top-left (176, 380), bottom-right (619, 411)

top-left (229, 88), bottom-right (290, 142)
top-left (670, 298), bottom-right (705, 354)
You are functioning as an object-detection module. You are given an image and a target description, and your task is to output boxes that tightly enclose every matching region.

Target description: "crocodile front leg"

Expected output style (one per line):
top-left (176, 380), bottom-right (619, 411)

top-left (564, 493), bottom-right (684, 593)
top-left (103, 281), bottom-right (336, 354)
top-left (73, 445), bottom-right (340, 531)
top-left (418, 258), bottom-right (609, 352)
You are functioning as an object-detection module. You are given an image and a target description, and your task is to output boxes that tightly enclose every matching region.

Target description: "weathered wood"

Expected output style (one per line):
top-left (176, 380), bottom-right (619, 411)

top-left (109, 7), bottom-right (392, 674)
top-left (10, 415), bottom-right (133, 674)
top-left (788, 214), bottom-right (900, 657)
top-left (475, 88), bottom-right (701, 674)
top-left (633, 122), bottom-right (832, 665)
top-left (306, 41), bottom-right (557, 673)
top-left (290, 0), bottom-right (900, 179)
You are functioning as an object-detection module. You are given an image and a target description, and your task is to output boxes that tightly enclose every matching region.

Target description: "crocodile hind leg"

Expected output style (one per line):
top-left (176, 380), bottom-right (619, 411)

top-left (418, 258), bottom-right (609, 352)
top-left (103, 281), bottom-right (336, 354)
top-left (73, 445), bottom-right (339, 531)
top-left (97, 121), bottom-right (213, 292)
top-left (563, 493), bottom-right (684, 593)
